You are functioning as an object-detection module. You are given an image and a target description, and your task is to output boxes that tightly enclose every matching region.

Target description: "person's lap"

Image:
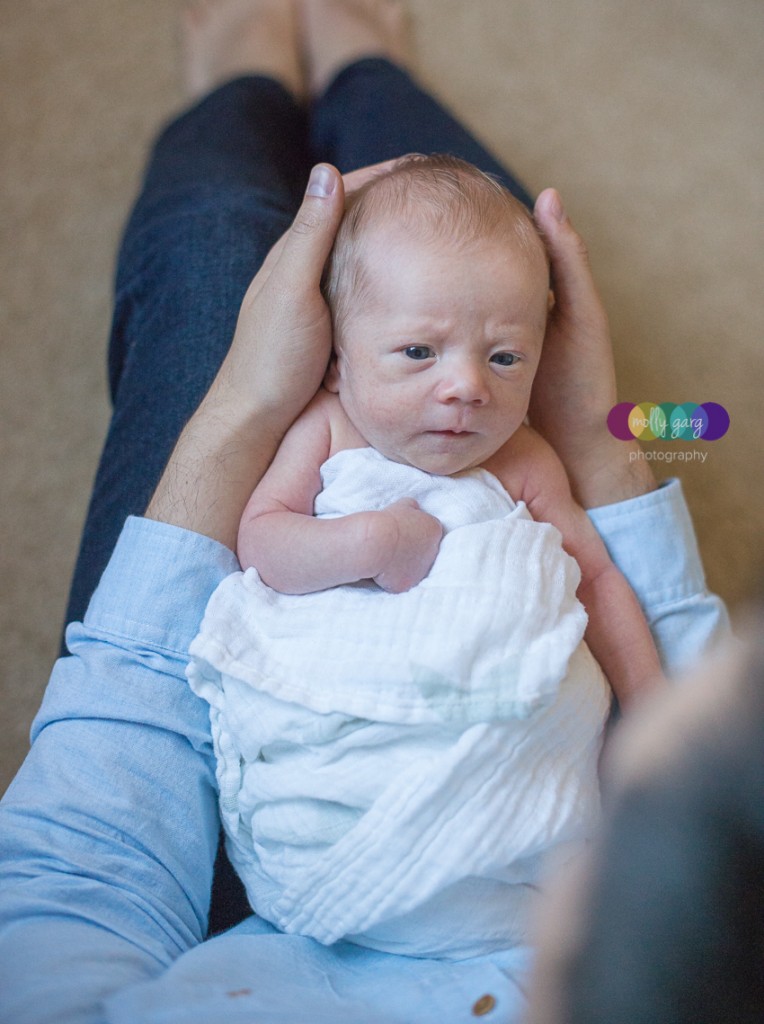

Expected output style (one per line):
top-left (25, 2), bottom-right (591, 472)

top-left (63, 76), bottom-right (308, 633)
top-left (311, 58), bottom-right (532, 203)
top-left (65, 58), bottom-right (531, 632)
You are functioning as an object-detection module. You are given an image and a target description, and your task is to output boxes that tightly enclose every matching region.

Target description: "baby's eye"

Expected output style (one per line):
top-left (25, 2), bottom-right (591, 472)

top-left (490, 352), bottom-right (519, 367)
top-left (404, 345), bottom-right (435, 360)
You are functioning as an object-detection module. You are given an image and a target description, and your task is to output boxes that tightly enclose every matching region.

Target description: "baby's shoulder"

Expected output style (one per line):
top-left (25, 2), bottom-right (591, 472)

top-left (483, 425), bottom-right (568, 504)
top-left (319, 390), bottom-right (369, 456)
top-left (293, 389), bottom-right (368, 459)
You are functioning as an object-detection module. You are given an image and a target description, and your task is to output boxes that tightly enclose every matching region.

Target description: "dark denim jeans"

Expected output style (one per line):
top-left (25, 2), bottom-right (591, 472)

top-left (63, 57), bottom-right (533, 934)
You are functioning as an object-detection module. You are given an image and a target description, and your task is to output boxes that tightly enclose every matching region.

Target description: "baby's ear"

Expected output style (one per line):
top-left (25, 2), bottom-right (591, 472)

top-left (323, 352), bottom-right (341, 393)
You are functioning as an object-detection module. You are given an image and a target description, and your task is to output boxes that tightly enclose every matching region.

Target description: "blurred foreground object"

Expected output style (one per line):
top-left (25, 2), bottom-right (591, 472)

top-left (528, 611), bottom-right (764, 1024)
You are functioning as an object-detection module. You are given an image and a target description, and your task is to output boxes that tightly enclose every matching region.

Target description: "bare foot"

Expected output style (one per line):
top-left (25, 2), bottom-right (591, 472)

top-left (300, 0), bottom-right (412, 97)
top-left (183, 0), bottom-right (304, 101)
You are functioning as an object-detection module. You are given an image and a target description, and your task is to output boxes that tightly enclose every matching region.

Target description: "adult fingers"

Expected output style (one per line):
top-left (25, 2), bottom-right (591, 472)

top-left (270, 163), bottom-right (346, 292)
top-left (533, 188), bottom-right (606, 327)
top-left (250, 159), bottom-right (400, 301)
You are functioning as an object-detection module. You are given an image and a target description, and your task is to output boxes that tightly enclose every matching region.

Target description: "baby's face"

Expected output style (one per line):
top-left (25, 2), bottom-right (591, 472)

top-left (328, 225), bottom-right (549, 475)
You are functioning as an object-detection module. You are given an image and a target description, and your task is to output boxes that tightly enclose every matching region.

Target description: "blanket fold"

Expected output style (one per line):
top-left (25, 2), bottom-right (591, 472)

top-left (188, 447), bottom-right (610, 958)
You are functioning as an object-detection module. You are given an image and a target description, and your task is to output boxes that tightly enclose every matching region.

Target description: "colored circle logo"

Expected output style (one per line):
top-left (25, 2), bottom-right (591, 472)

top-left (701, 402), bottom-right (731, 441)
top-left (607, 402), bottom-right (729, 441)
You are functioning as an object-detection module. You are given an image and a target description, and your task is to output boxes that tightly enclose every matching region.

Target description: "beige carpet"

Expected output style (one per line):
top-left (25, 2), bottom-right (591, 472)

top-left (2, 0), bottom-right (762, 794)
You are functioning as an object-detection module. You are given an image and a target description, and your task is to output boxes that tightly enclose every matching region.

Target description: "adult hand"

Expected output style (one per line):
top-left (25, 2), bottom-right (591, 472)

top-left (147, 161), bottom-right (393, 548)
top-left (208, 163), bottom-right (344, 438)
top-left (530, 189), bottom-right (656, 509)
top-left (209, 159), bottom-right (394, 440)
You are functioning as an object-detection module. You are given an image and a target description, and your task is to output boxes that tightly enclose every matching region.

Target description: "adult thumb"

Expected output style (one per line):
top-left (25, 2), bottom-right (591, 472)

top-left (276, 163), bottom-right (345, 283)
top-left (534, 188), bottom-right (602, 323)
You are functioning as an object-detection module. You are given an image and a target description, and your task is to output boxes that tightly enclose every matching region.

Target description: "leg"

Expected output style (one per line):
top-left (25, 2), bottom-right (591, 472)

top-left (64, 2), bottom-right (310, 633)
top-left (64, 1), bottom-right (312, 940)
top-left (303, 0), bottom-right (534, 206)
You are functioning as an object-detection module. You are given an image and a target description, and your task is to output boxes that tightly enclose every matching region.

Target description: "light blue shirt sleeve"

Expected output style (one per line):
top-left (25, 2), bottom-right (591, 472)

top-left (0, 482), bottom-right (731, 1024)
top-left (588, 477), bottom-right (731, 674)
top-left (0, 516), bottom-right (240, 1024)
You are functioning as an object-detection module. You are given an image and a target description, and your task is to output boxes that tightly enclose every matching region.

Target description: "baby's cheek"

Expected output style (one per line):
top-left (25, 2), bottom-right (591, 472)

top-left (366, 386), bottom-right (406, 421)
top-left (363, 399), bottom-right (413, 451)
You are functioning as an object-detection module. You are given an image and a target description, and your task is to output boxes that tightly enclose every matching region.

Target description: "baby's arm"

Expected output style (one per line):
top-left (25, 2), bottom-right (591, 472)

top-left (238, 391), bottom-right (442, 594)
top-left (490, 427), bottom-right (663, 710)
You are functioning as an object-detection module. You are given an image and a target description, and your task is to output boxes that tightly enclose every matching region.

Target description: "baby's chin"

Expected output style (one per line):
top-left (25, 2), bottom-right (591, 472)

top-left (382, 437), bottom-right (501, 477)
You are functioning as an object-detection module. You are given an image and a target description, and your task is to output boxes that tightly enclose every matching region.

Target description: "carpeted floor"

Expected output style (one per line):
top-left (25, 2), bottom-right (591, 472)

top-left (2, 0), bottom-right (762, 793)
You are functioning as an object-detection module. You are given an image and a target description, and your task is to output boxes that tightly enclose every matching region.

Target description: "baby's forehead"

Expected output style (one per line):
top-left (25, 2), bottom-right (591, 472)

top-left (358, 212), bottom-right (549, 303)
top-left (342, 230), bottom-right (547, 341)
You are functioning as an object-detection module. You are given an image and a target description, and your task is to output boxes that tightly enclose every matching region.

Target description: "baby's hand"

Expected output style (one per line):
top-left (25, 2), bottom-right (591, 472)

top-left (373, 499), bottom-right (443, 593)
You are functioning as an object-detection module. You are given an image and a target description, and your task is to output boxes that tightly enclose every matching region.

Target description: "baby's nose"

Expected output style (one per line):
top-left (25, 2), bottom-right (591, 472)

top-left (436, 360), bottom-right (490, 405)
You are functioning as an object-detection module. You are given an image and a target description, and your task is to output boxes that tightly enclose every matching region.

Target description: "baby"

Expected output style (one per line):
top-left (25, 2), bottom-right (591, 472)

top-left (238, 154), bottom-right (659, 706)
top-left (188, 155), bottom-right (661, 960)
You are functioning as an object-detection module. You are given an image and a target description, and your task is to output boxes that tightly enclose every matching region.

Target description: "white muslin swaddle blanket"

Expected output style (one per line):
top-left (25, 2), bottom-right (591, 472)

top-left (188, 447), bottom-right (611, 959)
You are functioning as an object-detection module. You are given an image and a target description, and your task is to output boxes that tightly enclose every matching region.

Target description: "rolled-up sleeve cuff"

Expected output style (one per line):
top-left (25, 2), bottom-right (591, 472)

top-left (77, 516), bottom-right (241, 658)
top-left (587, 478), bottom-right (706, 611)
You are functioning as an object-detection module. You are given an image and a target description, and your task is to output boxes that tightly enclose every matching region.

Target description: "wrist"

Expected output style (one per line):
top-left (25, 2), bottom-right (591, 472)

top-left (362, 509), bottom-right (399, 581)
top-left (566, 436), bottom-right (657, 509)
top-left (201, 376), bottom-right (293, 450)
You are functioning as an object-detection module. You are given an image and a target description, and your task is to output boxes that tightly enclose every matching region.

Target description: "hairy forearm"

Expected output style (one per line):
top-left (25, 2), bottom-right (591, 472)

top-left (580, 562), bottom-right (664, 709)
top-left (146, 387), bottom-right (293, 550)
top-left (238, 509), bottom-right (393, 593)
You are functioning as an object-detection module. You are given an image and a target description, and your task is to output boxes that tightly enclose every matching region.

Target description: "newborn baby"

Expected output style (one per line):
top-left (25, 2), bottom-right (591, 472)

top-left (188, 155), bottom-right (661, 959)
